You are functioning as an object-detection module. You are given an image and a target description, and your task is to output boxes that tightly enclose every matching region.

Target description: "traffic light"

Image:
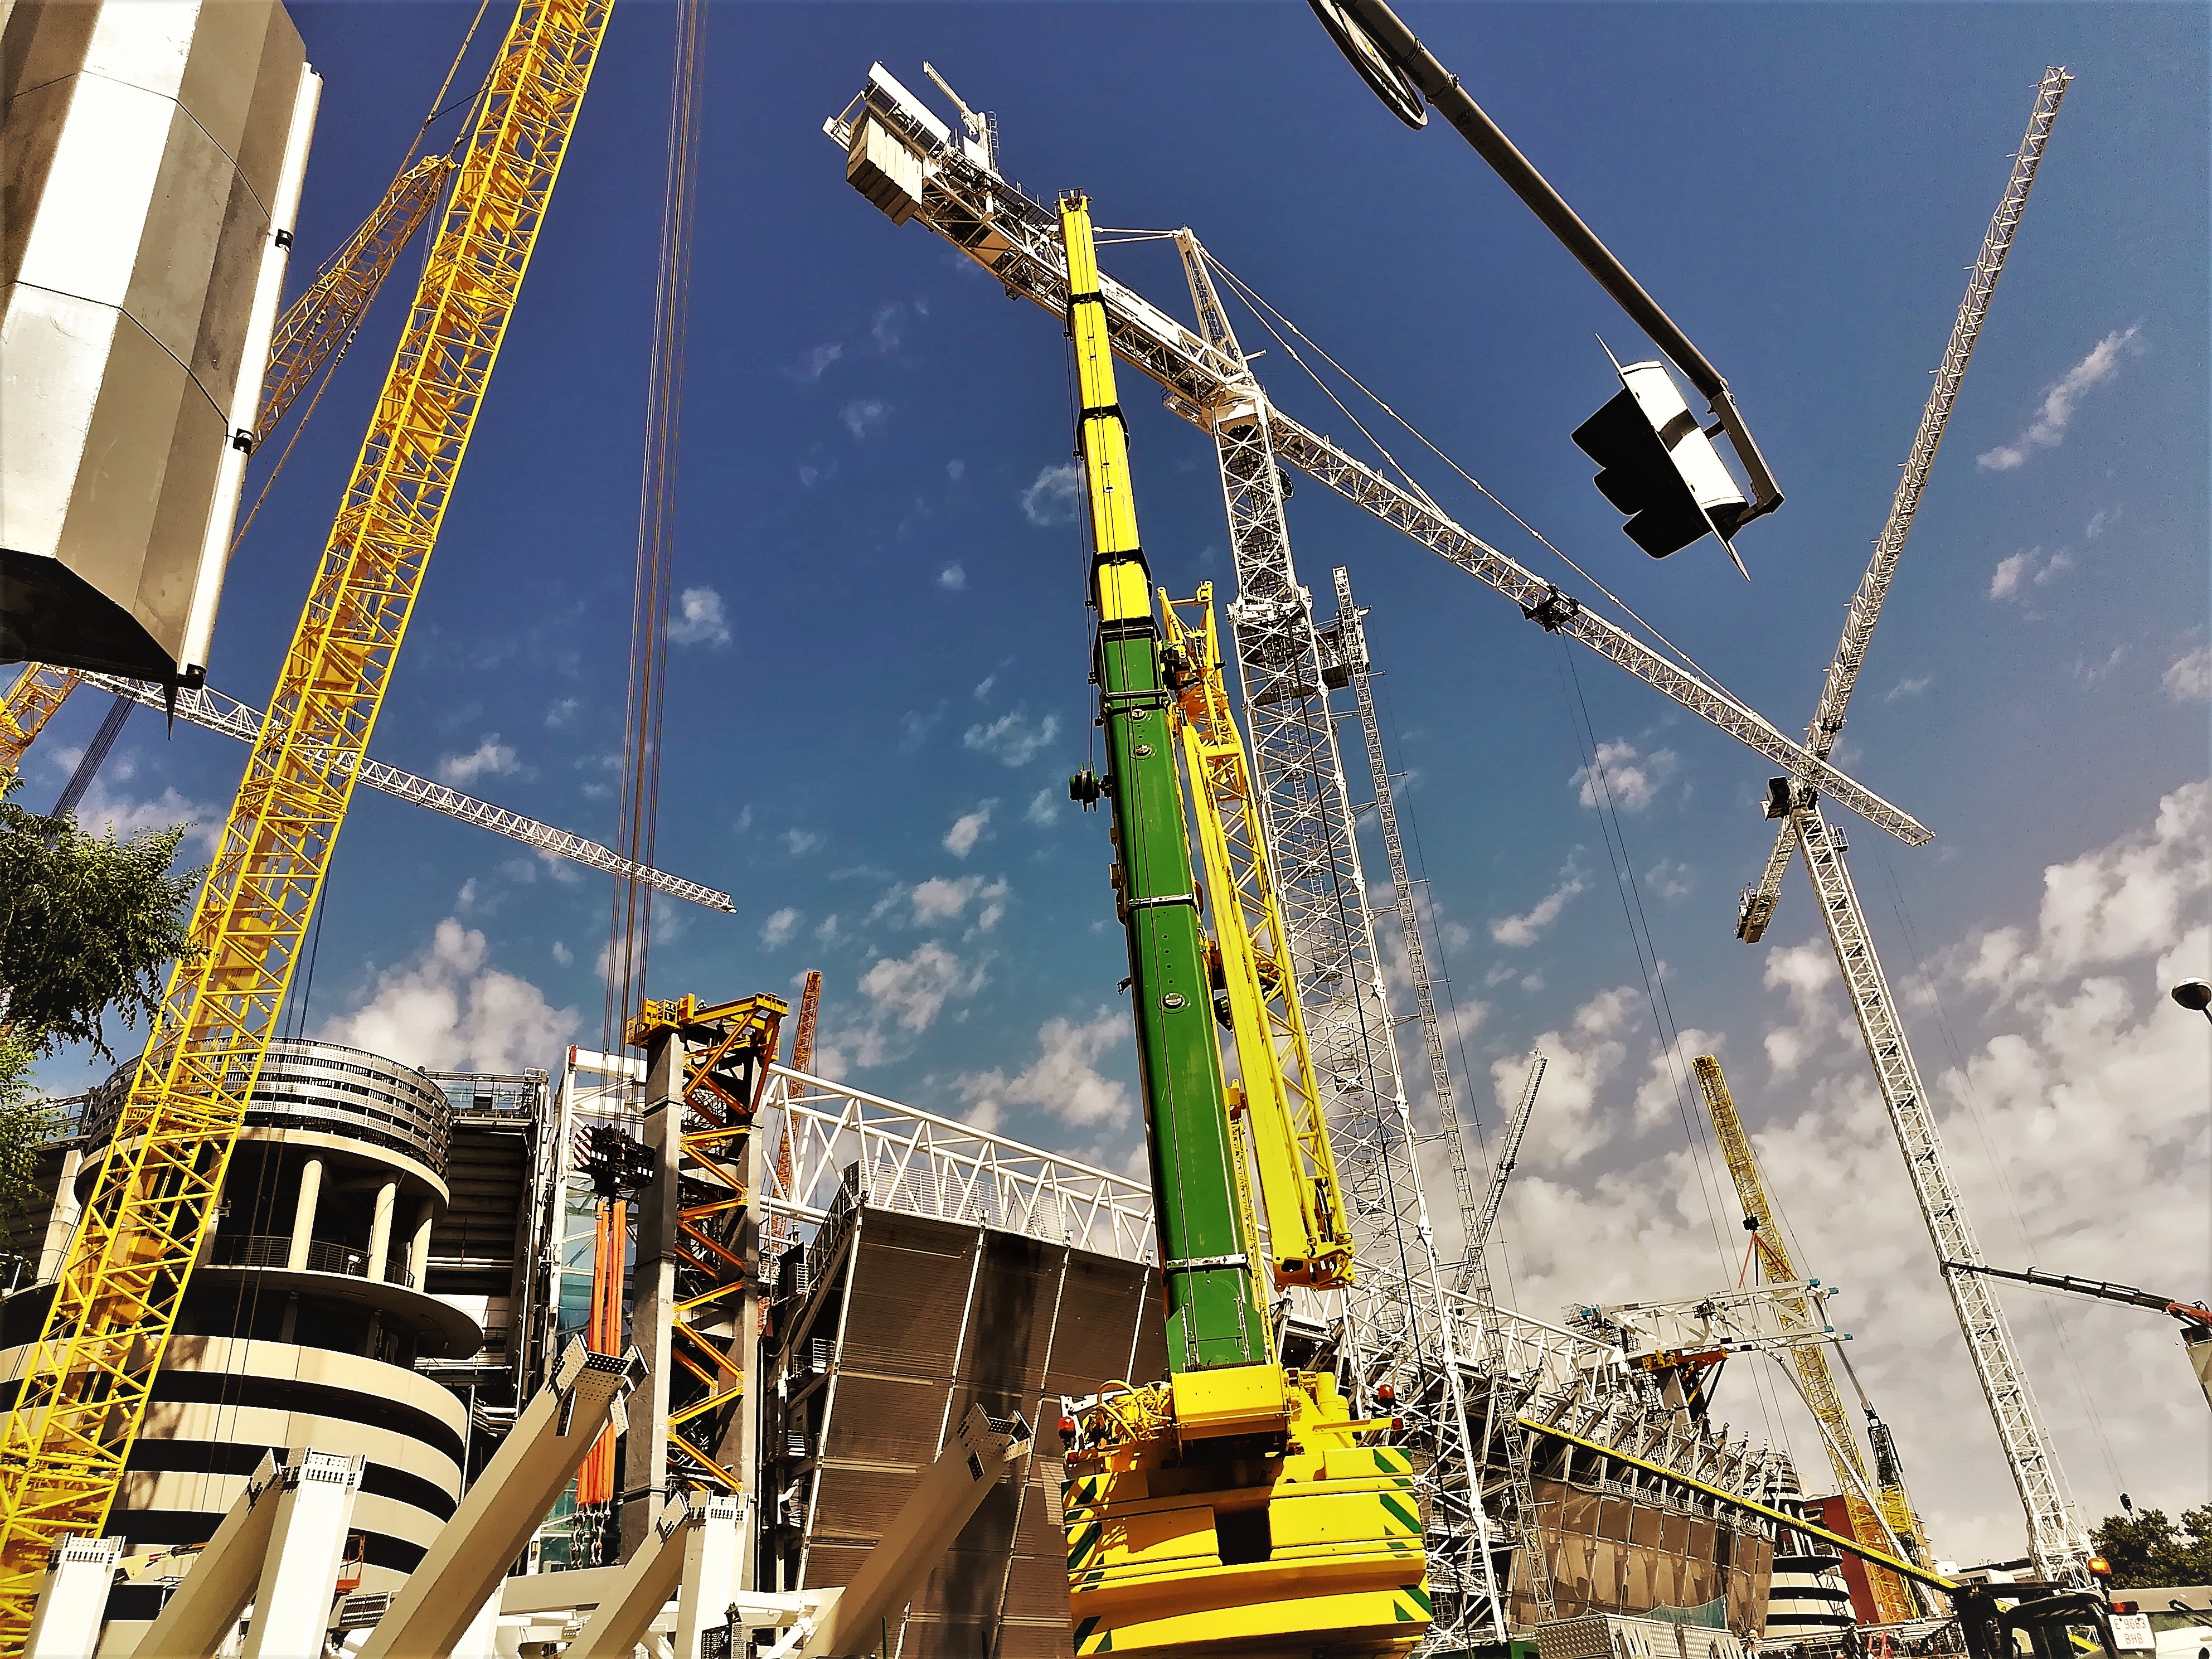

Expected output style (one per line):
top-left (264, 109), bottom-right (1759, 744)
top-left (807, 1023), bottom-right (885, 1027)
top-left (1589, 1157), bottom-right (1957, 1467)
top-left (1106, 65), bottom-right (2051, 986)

top-left (1574, 357), bottom-right (1751, 564)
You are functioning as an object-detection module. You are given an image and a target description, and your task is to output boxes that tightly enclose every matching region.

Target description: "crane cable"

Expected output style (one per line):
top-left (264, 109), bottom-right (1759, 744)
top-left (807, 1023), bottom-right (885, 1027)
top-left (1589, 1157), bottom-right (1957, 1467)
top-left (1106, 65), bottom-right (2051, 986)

top-left (601, 0), bottom-right (705, 1059)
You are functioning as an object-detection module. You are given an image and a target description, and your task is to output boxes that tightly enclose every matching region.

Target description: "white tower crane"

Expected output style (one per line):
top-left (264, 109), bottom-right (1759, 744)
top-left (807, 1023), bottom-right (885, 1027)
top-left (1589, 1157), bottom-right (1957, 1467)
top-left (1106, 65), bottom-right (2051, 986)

top-left (1734, 68), bottom-right (2087, 1582)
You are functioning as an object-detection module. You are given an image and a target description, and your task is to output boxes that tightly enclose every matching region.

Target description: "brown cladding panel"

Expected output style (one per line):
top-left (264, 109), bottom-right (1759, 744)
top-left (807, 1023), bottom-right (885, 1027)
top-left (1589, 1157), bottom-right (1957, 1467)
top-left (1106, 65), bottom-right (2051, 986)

top-left (819, 1371), bottom-right (939, 1467)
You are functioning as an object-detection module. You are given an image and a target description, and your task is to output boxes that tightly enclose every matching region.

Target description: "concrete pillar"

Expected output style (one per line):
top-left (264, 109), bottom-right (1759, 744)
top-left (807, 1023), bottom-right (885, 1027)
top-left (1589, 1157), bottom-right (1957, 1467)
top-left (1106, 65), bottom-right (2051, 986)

top-left (241, 1451), bottom-right (366, 1659)
top-left (286, 1156), bottom-right (324, 1271)
top-left (35, 1146), bottom-right (85, 1281)
top-left (406, 1202), bottom-right (436, 1291)
top-left (365, 1180), bottom-right (397, 1283)
top-left (620, 1032), bottom-right (683, 1559)
top-left (25, 1535), bottom-right (123, 1658)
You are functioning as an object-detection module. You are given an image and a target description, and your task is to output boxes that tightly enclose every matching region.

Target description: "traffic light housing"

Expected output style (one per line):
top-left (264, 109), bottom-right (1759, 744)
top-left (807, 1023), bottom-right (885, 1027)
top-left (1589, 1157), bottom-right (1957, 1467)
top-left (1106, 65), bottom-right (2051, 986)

top-left (1574, 357), bottom-right (1751, 563)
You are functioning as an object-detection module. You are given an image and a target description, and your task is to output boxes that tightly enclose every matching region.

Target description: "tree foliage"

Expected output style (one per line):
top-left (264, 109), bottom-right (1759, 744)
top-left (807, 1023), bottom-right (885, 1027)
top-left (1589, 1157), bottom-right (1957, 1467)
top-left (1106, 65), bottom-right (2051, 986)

top-left (2093, 1506), bottom-right (2212, 1588)
top-left (0, 1032), bottom-right (60, 1258)
top-left (0, 779), bottom-right (201, 1058)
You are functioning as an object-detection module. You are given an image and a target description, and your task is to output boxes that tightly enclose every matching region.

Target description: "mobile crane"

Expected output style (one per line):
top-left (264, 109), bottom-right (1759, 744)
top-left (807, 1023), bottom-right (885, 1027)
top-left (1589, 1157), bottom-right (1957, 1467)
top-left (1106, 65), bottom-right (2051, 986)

top-left (1948, 1263), bottom-right (2212, 1413)
top-left (1055, 192), bottom-right (1433, 1659)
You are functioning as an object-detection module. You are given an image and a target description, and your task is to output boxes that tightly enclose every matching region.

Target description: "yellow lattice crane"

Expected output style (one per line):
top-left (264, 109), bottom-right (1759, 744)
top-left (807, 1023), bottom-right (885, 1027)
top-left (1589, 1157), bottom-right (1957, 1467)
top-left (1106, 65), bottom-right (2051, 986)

top-left (1161, 585), bottom-right (1355, 1290)
top-left (0, 152), bottom-right (456, 779)
top-left (1694, 1054), bottom-right (1935, 1623)
top-left (0, 1), bottom-right (613, 1632)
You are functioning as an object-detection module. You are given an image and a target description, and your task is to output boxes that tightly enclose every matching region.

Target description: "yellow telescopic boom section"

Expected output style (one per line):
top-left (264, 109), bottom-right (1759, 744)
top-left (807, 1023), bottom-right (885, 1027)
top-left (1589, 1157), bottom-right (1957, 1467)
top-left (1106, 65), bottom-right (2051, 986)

top-left (0, 1), bottom-right (613, 1631)
top-left (1162, 586), bottom-right (1355, 1290)
top-left (1694, 1054), bottom-right (1930, 1621)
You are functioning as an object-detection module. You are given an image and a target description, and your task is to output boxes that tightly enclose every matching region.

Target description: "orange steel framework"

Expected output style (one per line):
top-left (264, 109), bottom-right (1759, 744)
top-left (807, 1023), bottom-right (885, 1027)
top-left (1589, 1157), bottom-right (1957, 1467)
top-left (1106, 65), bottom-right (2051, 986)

top-left (0, 153), bottom-right (458, 778)
top-left (625, 993), bottom-right (788, 1489)
top-left (0, 1), bottom-right (613, 1634)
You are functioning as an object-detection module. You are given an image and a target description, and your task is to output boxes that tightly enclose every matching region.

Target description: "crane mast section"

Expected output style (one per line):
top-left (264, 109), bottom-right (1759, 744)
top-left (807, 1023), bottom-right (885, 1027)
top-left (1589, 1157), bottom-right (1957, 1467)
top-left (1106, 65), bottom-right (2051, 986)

top-left (1694, 1054), bottom-right (1927, 1621)
top-left (1322, 569), bottom-right (1483, 1291)
top-left (1064, 195), bottom-right (1268, 1377)
top-left (1737, 67), bottom-right (2068, 942)
top-left (1789, 805), bottom-right (2086, 1580)
top-left (0, 1), bottom-right (613, 1627)
top-left (71, 671), bottom-right (734, 911)
top-left (823, 84), bottom-right (1929, 849)
top-left (1162, 587), bottom-right (1355, 1291)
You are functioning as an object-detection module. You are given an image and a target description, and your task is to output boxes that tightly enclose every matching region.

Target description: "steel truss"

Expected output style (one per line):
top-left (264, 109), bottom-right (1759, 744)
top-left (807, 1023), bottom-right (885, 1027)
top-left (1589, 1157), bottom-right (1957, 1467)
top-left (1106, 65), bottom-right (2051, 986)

top-left (1738, 67), bottom-right (2070, 942)
top-left (819, 77), bottom-right (1928, 849)
top-left (1789, 803), bottom-right (2086, 1578)
top-left (1170, 235), bottom-right (1499, 1647)
top-left (74, 671), bottom-right (733, 910)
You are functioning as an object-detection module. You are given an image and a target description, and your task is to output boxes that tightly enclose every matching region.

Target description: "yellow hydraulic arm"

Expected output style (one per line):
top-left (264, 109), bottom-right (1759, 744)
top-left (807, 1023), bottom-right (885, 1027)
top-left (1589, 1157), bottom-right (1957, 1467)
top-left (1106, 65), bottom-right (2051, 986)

top-left (1162, 586), bottom-right (1355, 1290)
top-left (1695, 1054), bottom-right (1932, 1622)
top-left (0, 153), bottom-right (455, 778)
top-left (0, 1), bottom-right (612, 1633)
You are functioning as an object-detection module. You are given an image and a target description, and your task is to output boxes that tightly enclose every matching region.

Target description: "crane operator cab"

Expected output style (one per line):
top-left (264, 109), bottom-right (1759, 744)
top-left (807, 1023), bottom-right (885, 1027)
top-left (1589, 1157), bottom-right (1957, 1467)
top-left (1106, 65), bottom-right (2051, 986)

top-left (1954, 1584), bottom-right (2122, 1659)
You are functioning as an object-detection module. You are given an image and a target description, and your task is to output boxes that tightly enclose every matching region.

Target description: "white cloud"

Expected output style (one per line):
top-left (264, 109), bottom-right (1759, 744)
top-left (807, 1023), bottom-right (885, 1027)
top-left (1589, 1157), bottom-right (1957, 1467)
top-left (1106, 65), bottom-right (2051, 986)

top-left (760, 906), bottom-right (801, 947)
top-left (65, 769), bottom-right (221, 858)
top-left (1020, 462), bottom-right (1081, 527)
top-left (436, 736), bottom-right (519, 787)
top-left (1978, 324), bottom-right (2141, 471)
top-left (937, 562), bottom-right (966, 591)
top-left (792, 342), bottom-right (842, 382)
top-left (1572, 739), bottom-right (1677, 812)
top-left (955, 1010), bottom-right (1133, 1129)
top-left (943, 801), bottom-right (995, 858)
top-left (870, 303), bottom-right (908, 353)
top-left (910, 873), bottom-right (1008, 932)
top-left (2162, 646), bottom-right (2211, 702)
top-left (1026, 786), bottom-right (1059, 827)
top-left (837, 942), bottom-right (988, 1065)
top-left (1468, 790), bottom-right (2212, 1564)
top-left (900, 704), bottom-right (948, 751)
top-left (318, 918), bottom-right (576, 1073)
top-left (1990, 546), bottom-right (2073, 600)
top-left (2085, 507), bottom-right (2119, 540)
top-left (964, 707), bottom-right (1061, 767)
top-left (1491, 861), bottom-right (1588, 947)
top-left (784, 828), bottom-right (822, 856)
top-left (947, 459), bottom-right (966, 482)
top-left (1646, 858), bottom-right (1692, 900)
top-left (551, 940), bottom-right (573, 966)
top-left (1887, 675), bottom-right (1933, 701)
top-left (2071, 644), bottom-right (2127, 687)
top-left (545, 697), bottom-right (579, 729)
top-left (840, 397), bottom-right (889, 439)
top-left (1962, 781), bottom-right (2208, 998)
top-left (668, 585), bottom-right (731, 648)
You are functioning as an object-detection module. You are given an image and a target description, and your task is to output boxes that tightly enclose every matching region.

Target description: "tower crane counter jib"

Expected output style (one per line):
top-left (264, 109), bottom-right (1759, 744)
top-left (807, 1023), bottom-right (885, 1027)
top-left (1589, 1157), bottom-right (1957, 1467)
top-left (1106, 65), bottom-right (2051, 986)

top-left (1055, 193), bottom-right (1433, 1659)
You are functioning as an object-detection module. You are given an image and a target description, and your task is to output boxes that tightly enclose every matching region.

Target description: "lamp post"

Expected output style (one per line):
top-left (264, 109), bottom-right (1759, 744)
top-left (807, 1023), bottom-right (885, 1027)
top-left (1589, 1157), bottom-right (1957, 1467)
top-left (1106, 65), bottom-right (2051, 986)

top-left (2170, 978), bottom-right (2212, 1024)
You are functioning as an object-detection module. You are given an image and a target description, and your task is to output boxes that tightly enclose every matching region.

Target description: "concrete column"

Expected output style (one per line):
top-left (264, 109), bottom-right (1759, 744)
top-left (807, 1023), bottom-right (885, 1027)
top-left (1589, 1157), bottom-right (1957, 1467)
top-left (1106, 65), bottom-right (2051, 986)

top-left (406, 1202), bottom-right (436, 1291)
top-left (35, 1146), bottom-right (85, 1281)
top-left (285, 1156), bottom-right (324, 1271)
top-left (620, 1031), bottom-right (683, 1560)
top-left (365, 1180), bottom-right (398, 1283)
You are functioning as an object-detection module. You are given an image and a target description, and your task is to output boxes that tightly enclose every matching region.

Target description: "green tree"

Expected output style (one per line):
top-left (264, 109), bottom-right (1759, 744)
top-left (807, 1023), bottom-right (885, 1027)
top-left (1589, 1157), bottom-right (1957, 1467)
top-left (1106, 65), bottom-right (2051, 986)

top-left (2093, 1506), bottom-right (2212, 1588)
top-left (0, 778), bottom-right (201, 1058)
top-left (0, 1031), bottom-right (60, 1261)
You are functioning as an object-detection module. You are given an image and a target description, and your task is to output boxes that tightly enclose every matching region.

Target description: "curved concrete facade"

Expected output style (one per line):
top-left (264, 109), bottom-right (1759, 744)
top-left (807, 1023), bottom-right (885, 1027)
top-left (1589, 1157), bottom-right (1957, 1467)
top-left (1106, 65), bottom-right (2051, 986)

top-left (1, 1040), bottom-right (482, 1624)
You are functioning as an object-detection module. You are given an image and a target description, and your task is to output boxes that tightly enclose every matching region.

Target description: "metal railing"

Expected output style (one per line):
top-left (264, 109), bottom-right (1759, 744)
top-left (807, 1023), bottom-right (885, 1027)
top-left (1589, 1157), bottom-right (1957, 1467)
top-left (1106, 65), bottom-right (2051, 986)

top-left (210, 1234), bottom-right (416, 1288)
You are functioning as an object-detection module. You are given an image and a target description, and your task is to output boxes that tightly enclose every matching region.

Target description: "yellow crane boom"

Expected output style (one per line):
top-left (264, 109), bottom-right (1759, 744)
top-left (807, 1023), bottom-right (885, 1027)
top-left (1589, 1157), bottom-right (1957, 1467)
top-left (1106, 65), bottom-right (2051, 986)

top-left (0, 1), bottom-right (613, 1632)
top-left (1694, 1054), bottom-right (1933, 1622)
top-left (1162, 585), bottom-right (1355, 1289)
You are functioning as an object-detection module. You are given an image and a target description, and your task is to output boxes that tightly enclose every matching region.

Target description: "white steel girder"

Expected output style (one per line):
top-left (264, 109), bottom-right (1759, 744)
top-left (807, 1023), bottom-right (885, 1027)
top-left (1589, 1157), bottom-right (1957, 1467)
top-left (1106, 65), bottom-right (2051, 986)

top-left (74, 671), bottom-right (735, 912)
top-left (1175, 231), bottom-right (1498, 1648)
top-left (1789, 803), bottom-right (2086, 1579)
top-left (819, 76), bottom-right (1928, 850)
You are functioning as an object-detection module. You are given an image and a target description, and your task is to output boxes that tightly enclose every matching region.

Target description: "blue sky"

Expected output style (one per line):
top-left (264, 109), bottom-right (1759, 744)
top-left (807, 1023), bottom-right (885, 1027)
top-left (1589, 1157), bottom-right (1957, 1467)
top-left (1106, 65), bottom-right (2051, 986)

top-left (29, 2), bottom-right (2208, 1569)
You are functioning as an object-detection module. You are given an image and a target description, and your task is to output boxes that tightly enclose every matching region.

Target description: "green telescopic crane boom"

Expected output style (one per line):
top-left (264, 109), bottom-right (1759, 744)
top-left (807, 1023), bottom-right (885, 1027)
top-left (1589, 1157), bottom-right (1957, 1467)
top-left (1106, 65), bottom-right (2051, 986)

top-left (1060, 191), bottom-right (1268, 1378)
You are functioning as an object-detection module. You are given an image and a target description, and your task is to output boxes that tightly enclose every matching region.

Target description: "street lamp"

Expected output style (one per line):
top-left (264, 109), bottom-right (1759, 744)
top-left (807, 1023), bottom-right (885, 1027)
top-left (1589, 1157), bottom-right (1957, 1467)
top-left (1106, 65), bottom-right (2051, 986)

top-left (2170, 978), bottom-right (2212, 1023)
